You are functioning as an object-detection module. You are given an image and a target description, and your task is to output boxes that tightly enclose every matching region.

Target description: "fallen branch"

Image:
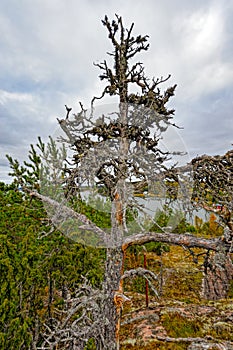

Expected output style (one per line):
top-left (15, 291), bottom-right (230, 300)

top-left (157, 335), bottom-right (213, 343)
top-left (157, 335), bottom-right (233, 349)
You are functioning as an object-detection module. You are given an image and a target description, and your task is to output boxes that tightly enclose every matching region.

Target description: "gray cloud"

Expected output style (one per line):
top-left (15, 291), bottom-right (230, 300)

top-left (0, 0), bottom-right (232, 182)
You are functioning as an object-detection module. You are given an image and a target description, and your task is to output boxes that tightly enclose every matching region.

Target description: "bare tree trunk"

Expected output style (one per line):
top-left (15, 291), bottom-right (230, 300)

top-left (101, 248), bottom-right (124, 350)
top-left (203, 250), bottom-right (233, 300)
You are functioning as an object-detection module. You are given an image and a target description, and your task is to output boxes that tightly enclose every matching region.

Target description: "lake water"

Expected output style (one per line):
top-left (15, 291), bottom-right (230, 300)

top-left (135, 196), bottom-right (208, 224)
top-left (81, 189), bottom-right (208, 225)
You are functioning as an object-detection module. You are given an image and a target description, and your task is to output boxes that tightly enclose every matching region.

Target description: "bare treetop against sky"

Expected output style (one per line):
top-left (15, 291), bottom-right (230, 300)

top-left (0, 0), bottom-right (233, 182)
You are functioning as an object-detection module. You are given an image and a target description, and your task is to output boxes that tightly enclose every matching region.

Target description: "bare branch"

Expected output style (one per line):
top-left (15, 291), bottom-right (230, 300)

top-left (121, 267), bottom-right (160, 297)
top-left (121, 266), bottom-right (159, 281)
top-left (157, 335), bottom-right (233, 348)
top-left (27, 190), bottom-right (109, 245)
top-left (123, 232), bottom-right (221, 251)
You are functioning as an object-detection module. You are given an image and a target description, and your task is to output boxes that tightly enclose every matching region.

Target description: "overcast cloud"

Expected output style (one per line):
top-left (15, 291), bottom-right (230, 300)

top-left (0, 0), bottom-right (232, 182)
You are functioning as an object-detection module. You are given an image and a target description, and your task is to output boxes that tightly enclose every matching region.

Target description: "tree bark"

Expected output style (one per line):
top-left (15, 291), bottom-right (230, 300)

top-left (203, 250), bottom-right (233, 300)
top-left (101, 248), bottom-right (124, 350)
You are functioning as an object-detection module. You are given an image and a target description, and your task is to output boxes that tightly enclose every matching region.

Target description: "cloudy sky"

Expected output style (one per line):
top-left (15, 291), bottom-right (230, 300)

top-left (0, 0), bottom-right (233, 183)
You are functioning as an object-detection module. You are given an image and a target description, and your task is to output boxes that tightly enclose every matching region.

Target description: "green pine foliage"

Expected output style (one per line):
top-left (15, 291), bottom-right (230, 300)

top-left (0, 182), bottom-right (105, 349)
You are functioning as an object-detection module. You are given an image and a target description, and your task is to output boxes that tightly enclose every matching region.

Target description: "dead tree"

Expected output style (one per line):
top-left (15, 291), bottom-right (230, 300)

top-left (8, 15), bottom-right (233, 349)
top-left (191, 151), bottom-right (233, 299)
top-left (39, 15), bottom-right (179, 349)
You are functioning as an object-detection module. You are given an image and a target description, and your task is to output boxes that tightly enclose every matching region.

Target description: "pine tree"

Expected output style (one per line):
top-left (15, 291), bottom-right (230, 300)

top-left (36, 15), bottom-right (179, 349)
top-left (6, 14), bottom-right (233, 350)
